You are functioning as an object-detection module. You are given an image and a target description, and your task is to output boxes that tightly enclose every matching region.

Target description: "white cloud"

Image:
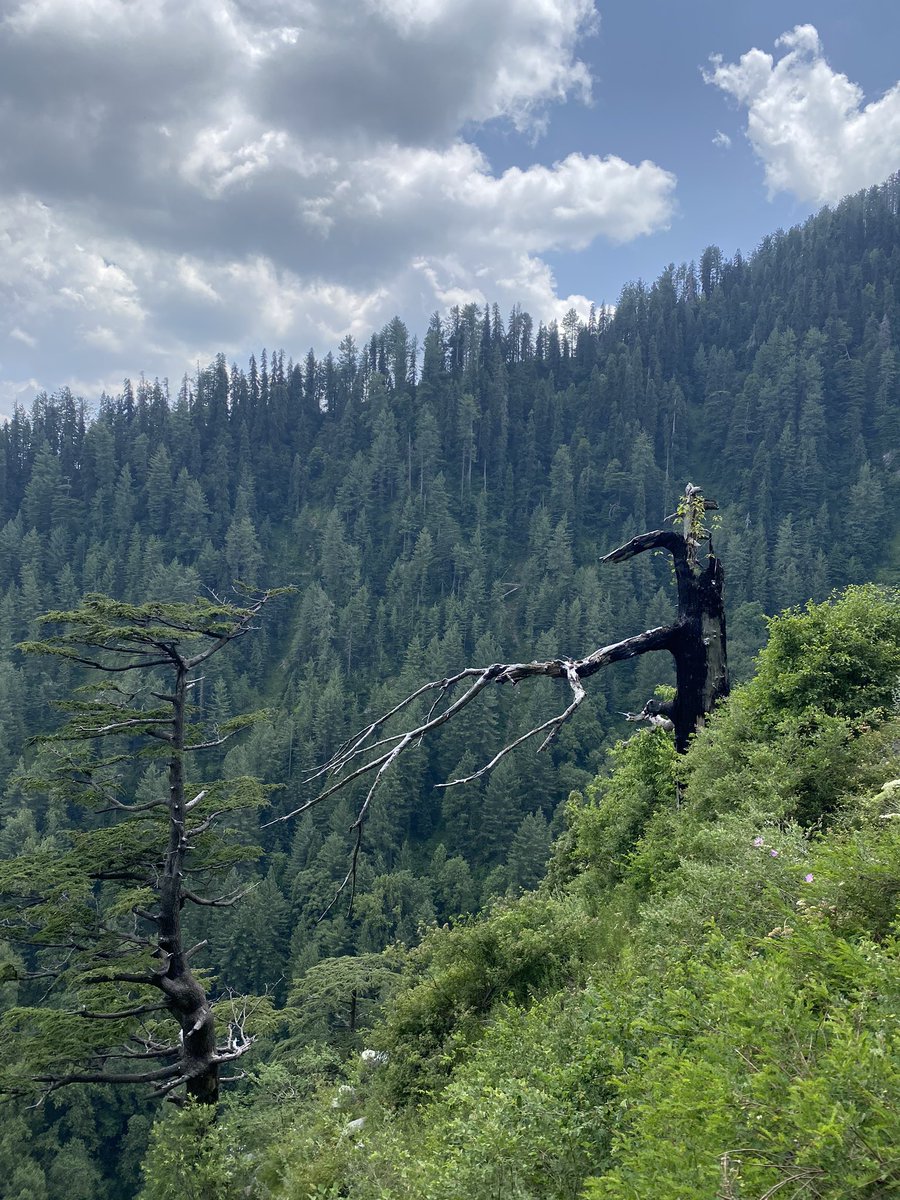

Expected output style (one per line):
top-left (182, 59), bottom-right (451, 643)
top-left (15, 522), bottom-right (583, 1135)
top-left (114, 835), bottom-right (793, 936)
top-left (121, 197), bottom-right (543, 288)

top-left (712, 130), bottom-right (731, 150)
top-left (83, 326), bottom-right (124, 352)
top-left (0, 381), bottom-right (40, 422)
top-left (413, 248), bottom-right (590, 322)
top-left (0, 198), bottom-right (146, 336)
top-left (0, 0), bottom-right (675, 400)
top-left (706, 24), bottom-right (900, 204)
top-left (251, 0), bottom-right (598, 141)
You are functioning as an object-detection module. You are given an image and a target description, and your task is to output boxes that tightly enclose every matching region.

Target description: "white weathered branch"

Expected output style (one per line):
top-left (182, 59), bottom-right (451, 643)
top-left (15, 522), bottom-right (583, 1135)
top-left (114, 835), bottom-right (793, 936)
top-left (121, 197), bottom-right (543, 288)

top-left (271, 624), bottom-right (677, 920)
top-left (73, 717), bottom-right (175, 738)
top-left (438, 661), bottom-right (587, 786)
top-left (263, 663), bottom-right (506, 828)
top-left (267, 625), bottom-right (675, 837)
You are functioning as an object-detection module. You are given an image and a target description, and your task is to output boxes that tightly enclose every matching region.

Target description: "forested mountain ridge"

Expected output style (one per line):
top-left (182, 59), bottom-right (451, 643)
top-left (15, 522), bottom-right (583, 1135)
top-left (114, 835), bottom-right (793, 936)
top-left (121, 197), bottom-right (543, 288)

top-left (0, 173), bottom-right (899, 1197)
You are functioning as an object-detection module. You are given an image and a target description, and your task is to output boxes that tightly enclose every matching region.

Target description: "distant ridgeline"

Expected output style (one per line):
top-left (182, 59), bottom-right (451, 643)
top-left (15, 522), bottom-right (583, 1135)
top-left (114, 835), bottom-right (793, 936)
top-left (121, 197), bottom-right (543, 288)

top-left (0, 177), bottom-right (898, 1191)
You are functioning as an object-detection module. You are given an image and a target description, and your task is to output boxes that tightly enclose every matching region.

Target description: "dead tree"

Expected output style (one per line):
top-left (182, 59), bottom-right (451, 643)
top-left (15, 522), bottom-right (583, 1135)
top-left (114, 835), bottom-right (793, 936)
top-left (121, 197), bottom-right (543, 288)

top-left (604, 483), bottom-right (728, 752)
top-left (269, 485), bottom-right (728, 904)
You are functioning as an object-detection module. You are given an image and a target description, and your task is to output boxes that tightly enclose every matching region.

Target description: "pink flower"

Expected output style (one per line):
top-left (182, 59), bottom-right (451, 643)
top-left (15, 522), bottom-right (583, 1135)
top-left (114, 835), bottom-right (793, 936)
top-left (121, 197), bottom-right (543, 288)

top-left (752, 837), bottom-right (764, 848)
top-left (804, 873), bottom-right (814, 883)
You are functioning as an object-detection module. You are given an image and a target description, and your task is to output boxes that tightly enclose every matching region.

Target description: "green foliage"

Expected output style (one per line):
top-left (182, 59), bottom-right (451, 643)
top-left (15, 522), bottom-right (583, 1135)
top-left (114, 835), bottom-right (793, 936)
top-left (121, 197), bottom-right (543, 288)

top-left (1, 174), bottom-right (900, 1191)
top-left (586, 922), bottom-right (900, 1200)
top-left (355, 990), bottom-right (617, 1200)
top-left (22, 592), bottom-right (271, 660)
top-left (752, 584), bottom-right (900, 722)
top-left (568, 728), bottom-right (678, 892)
top-left (372, 893), bottom-right (596, 1105)
top-left (802, 778), bottom-right (900, 939)
top-left (287, 948), bottom-right (404, 1048)
top-left (138, 1104), bottom-right (237, 1200)
top-left (157, 1055), bottom-right (354, 1200)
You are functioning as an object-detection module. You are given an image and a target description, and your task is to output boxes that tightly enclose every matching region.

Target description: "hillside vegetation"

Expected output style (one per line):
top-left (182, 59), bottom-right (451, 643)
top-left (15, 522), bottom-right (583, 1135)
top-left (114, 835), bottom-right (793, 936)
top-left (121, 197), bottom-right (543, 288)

top-left (0, 174), bottom-right (899, 1196)
top-left (143, 585), bottom-right (900, 1199)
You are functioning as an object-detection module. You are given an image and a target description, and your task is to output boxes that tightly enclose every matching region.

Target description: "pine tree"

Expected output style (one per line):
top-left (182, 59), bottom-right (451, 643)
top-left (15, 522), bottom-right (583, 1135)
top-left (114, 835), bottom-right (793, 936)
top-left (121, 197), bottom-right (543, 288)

top-left (0, 590), bottom-right (284, 1105)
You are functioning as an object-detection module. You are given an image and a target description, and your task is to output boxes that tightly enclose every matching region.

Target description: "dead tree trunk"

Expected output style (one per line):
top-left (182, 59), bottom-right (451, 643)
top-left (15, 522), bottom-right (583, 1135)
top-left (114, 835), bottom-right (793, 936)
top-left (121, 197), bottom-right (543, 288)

top-left (603, 483), bottom-right (728, 751)
top-left (270, 486), bottom-right (729, 903)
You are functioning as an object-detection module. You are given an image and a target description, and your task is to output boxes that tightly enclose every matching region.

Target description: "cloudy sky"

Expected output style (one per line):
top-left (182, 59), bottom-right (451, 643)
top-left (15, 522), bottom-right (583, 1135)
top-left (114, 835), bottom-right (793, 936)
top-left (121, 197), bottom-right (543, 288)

top-left (1, 0), bottom-right (899, 413)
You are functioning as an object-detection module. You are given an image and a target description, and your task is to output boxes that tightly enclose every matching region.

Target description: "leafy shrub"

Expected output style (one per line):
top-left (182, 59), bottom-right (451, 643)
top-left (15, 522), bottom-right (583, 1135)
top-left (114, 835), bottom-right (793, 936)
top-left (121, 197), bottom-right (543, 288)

top-left (586, 919), bottom-right (900, 1200)
top-left (371, 894), bottom-right (597, 1105)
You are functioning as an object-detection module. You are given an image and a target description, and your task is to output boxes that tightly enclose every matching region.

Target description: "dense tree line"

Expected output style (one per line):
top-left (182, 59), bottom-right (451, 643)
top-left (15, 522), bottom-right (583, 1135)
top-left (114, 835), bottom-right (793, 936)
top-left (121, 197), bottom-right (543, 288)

top-left (0, 173), bottom-right (899, 1196)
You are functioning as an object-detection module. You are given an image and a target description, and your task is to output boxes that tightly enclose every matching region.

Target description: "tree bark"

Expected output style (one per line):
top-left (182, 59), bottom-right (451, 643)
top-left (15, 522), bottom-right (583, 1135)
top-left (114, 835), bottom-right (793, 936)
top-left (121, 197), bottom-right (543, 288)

top-left (156, 663), bottom-right (219, 1104)
top-left (602, 483), bottom-right (728, 751)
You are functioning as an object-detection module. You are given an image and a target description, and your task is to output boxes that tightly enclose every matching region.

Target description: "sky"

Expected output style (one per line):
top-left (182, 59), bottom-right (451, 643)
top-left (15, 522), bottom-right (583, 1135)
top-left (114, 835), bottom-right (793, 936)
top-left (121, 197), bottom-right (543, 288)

top-left (1, 0), bottom-right (899, 415)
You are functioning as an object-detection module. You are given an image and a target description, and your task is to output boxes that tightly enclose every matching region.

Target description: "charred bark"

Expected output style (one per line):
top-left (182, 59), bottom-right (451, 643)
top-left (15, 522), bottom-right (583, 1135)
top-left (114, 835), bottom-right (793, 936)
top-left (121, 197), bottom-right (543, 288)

top-left (602, 483), bottom-right (728, 751)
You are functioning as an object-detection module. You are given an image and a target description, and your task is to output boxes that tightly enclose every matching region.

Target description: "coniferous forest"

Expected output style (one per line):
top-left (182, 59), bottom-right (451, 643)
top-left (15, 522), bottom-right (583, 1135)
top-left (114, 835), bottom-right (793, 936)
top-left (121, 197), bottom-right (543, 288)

top-left (1, 174), bottom-right (899, 1197)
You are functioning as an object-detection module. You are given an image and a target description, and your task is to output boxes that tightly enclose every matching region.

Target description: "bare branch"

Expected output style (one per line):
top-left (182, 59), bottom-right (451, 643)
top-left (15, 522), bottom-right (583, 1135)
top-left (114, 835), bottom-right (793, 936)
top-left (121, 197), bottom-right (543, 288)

top-left (98, 797), bottom-right (167, 814)
top-left (34, 1061), bottom-right (183, 1094)
top-left (263, 664), bottom-right (505, 828)
top-left (305, 666), bottom-right (484, 783)
top-left (301, 729), bottom-right (411, 788)
top-left (72, 717), bottom-right (174, 738)
top-left (183, 730), bottom-right (241, 751)
top-left (439, 661), bottom-right (587, 786)
top-left (213, 1043), bottom-right (255, 1065)
top-left (185, 812), bottom-right (224, 838)
top-left (269, 626), bottom-right (676, 834)
top-left (423, 677), bottom-right (456, 727)
top-left (59, 775), bottom-right (166, 816)
top-left (494, 624), bottom-right (676, 685)
top-left (41, 653), bottom-right (173, 674)
top-left (316, 823), bottom-right (363, 924)
top-left (601, 528), bottom-right (684, 565)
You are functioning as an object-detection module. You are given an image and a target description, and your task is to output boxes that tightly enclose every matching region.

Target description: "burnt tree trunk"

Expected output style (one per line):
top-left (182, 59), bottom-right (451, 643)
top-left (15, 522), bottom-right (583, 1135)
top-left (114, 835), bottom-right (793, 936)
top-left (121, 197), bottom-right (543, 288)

top-left (603, 483), bottom-right (728, 751)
